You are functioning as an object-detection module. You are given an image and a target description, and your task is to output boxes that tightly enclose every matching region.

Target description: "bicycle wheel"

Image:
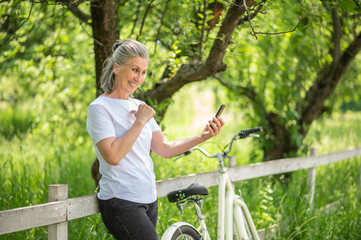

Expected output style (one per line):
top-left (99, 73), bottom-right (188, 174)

top-left (161, 222), bottom-right (201, 240)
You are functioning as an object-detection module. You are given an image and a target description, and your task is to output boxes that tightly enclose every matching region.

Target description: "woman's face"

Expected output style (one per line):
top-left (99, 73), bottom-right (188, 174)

top-left (114, 56), bottom-right (148, 98)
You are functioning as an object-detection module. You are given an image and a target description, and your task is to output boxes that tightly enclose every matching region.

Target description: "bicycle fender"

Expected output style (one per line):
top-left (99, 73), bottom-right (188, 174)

top-left (161, 222), bottom-right (200, 240)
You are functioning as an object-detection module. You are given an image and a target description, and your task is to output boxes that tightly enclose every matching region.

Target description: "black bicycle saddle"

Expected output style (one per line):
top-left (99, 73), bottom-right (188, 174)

top-left (167, 183), bottom-right (209, 203)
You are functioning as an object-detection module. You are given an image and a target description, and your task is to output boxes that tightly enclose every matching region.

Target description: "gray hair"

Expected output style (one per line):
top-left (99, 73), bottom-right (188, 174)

top-left (100, 39), bottom-right (149, 93)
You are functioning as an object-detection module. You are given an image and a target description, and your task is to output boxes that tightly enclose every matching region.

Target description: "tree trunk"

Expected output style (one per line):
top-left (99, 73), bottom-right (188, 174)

top-left (263, 113), bottom-right (292, 160)
top-left (300, 31), bottom-right (361, 136)
top-left (90, 0), bottom-right (119, 186)
top-left (91, 0), bottom-right (119, 97)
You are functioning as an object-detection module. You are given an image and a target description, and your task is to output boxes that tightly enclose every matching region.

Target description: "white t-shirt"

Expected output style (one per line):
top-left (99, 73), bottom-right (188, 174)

top-left (86, 95), bottom-right (160, 203)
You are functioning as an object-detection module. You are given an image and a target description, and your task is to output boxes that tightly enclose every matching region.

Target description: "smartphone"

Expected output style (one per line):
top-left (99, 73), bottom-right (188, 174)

top-left (215, 104), bottom-right (225, 118)
top-left (210, 104), bottom-right (225, 130)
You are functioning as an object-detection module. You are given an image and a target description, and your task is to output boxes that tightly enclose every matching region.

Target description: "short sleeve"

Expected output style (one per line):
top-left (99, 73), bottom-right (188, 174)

top-left (149, 118), bottom-right (161, 132)
top-left (87, 104), bottom-right (116, 144)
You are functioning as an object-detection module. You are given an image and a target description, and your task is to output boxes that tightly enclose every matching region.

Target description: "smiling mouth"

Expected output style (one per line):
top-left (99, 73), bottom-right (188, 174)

top-left (129, 82), bottom-right (137, 87)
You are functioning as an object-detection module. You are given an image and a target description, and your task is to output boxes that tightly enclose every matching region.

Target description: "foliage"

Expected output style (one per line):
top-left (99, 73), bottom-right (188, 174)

top-left (0, 0), bottom-right (95, 147)
top-left (217, 0), bottom-right (361, 158)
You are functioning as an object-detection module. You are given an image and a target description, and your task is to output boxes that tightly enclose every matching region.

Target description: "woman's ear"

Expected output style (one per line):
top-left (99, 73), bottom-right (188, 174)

top-left (113, 63), bottom-right (119, 75)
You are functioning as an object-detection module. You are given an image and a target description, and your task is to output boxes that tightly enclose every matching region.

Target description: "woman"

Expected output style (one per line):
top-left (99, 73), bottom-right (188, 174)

top-left (87, 39), bottom-right (224, 240)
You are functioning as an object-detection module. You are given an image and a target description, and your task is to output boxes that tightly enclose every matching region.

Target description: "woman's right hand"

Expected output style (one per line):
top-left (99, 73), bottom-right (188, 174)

top-left (201, 116), bottom-right (224, 141)
top-left (130, 104), bottom-right (156, 125)
top-left (97, 103), bottom-right (156, 166)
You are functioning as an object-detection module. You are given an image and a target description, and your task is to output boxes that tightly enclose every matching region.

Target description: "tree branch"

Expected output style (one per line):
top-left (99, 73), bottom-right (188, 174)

top-left (137, 0), bottom-right (155, 40)
top-left (0, 1), bottom-right (34, 50)
top-left (135, 0), bottom-right (258, 106)
top-left (153, 0), bottom-right (170, 55)
top-left (253, 21), bottom-right (299, 36)
top-left (64, 1), bottom-right (91, 24)
top-left (240, 0), bottom-right (300, 39)
top-left (205, 0), bottom-right (257, 69)
top-left (199, 0), bottom-right (208, 60)
top-left (353, 0), bottom-right (360, 7)
top-left (243, 0), bottom-right (258, 39)
top-left (130, 0), bottom-right (142, 37)
top-left (238, 1), bottom-right (263, 25)
top-left (30, 0), bottom-right (91, 24)
top-left (301, 31), bottom-right (361, 129)
top-left (331, 7), bottom-right (342, 64)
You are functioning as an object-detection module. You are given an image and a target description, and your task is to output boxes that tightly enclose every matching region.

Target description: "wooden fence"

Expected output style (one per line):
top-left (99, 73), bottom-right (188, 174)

top-left (1, 147), bottom-right (361, 239)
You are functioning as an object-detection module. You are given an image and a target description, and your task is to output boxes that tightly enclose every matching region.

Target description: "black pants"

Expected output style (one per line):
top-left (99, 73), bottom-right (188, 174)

top-left (98, 197), bottom-right (159, 240)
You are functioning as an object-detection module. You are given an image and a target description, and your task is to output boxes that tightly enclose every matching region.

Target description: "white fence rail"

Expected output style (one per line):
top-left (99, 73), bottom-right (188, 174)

top-left (1, 147), bottom-right (361, 239)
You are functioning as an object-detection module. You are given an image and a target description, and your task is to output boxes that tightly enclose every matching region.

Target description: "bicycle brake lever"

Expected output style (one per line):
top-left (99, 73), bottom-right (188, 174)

top-left (173, 156), bottom-right (182, 162)
top-left (249, 134), bottom-right (260, 138)
top-left (173, 154), bottom-right (185, 162)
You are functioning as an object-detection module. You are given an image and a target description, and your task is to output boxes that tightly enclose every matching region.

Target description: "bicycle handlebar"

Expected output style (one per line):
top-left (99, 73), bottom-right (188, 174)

top-left (238, 126), bottom-right (263, 138)
top-left (174, 126), bottom-right (263, 161)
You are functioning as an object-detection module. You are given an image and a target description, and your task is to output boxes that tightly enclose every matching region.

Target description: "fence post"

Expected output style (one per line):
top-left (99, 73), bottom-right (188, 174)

top-left (48, 184), bottom-right (68, 240)
top-left (228, 156), bottom-right (237, 168)
top-left (307, 148), bottom-right (317, 210)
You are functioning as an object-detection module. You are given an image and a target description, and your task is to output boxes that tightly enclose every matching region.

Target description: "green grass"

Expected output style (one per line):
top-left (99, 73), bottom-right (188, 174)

top-left (0, 104), bottom-right (36, 140)
top-left (303, 111), bottom-right (361, 153)
top-left (0, 106), bottom-right (361, 239)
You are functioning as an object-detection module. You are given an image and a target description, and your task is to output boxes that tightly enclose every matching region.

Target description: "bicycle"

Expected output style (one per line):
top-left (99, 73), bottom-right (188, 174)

top-left (161, 127), bottom-right (263, 240)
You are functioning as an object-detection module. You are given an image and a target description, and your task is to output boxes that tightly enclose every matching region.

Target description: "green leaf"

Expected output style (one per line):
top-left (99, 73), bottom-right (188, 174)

top-left (298, 17), bottom-right (309, 29)
top-left (339, 0), bottom-right (361, 13)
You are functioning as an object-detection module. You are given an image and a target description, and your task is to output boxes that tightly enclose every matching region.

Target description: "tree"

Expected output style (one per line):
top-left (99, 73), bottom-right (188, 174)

top-left (217, 0), bottom-right (361, 161)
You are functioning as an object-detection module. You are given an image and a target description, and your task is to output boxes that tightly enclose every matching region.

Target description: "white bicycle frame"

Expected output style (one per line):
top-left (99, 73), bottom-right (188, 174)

top-left (216, 152), bottom-right (260, 240)
top-left (164, 152), bottom-right (260, 240)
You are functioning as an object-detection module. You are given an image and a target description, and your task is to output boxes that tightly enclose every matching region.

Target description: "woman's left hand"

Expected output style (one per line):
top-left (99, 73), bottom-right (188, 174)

top-left (201, 117), bottom-right (225, 140)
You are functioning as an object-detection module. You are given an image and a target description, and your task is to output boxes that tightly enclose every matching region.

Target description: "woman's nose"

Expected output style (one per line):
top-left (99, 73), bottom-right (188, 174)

top-left (133, 72), bottom-right (140, 80)
top-left (137, 73), bottom-right (146, 81)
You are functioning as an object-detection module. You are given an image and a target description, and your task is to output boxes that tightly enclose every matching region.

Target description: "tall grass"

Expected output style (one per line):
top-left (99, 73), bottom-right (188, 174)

top-left (0, 106), bottom-right (360, 239)
top-left (0, 125), bottom-right (110, 239)
top-left (0, 104), bottom-right (35, 140)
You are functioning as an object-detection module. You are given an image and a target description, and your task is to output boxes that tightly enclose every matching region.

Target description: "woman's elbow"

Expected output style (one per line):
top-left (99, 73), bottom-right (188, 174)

top-left (103, 154), bottom-right (124, 166)
top-left (161, 153), bottom-right (172, 159)
top-left (154, 151), bottom-right (170, 159)
top-left (153, 149), bottom-right (173, 159)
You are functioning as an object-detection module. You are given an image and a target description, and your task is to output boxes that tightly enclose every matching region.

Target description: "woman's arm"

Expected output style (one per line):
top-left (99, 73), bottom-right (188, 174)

top-left (96, 104), bottom-right (155, 165)
top-left (151, 117), bottom-right (224, 159)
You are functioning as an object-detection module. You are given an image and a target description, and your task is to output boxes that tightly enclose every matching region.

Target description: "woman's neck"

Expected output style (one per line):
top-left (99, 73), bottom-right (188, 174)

top-left (103, 90), bottom-right (129, 100)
